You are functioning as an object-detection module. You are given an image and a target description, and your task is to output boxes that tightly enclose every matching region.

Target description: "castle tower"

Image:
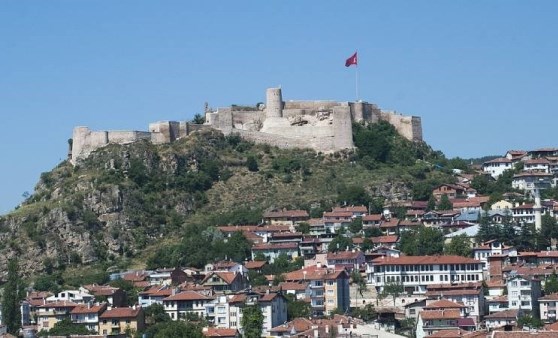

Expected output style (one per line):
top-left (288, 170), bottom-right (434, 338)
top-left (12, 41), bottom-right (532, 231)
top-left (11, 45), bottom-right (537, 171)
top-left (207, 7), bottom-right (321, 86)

top-left (265, 87), bottom-right (283, 118)
top-left (352, 101), bottom-right (365, 122)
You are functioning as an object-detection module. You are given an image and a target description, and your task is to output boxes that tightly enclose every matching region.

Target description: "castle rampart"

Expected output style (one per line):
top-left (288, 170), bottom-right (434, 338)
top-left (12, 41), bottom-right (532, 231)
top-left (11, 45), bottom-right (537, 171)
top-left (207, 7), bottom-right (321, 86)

top-left (69, 87), bottom-right (423, 164)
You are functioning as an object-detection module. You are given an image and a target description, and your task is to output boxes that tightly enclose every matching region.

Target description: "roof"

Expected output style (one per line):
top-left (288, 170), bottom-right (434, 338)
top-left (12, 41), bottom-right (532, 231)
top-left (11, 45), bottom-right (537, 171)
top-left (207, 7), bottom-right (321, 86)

top-left (362, 214), bottom-right (382, 221)
top-left (244, 260), bottom-right (267, 269)
top-left (38, 301), bottom-right (79, 308)
top-left (332, 205), bottom-right (368, 213)
top-left (202, 271), bottom-right (239, 285)
top-left (492, 332), bottom-right (558, 338)
top-left (424, 299), bottom-right (465, 309)
top-left (70, 303), bottom-right (107, 314)
top-left (164, 291), bottom-right (213, 301)
top-left (278, 281), bottom-right (309, 291)
top-left (419, 309), bottom-right (461, 320)
top-left (323, 211), bottom-right (353, 218)
top-left (371, 235), bottom-right (399, 244)
top-left (203, 328), bottom-right (238, 337)
top-left (372, 255), bottom-right (481, 266)
top-left (283, 265), bottom-right (348, 282)
top-left (251, 242), bottom-right (298, 250)
top-left (99, 307), bottom-right (142, 319)
top-left (138, 286), bottom-right (173, 297)
top-left (484, 157), bottom-right (512, 164)
top-left (484, 308), bottom-right (519, 320)
top-left (264, 209), bottom-right (309, 218)
top-left (540, 293), bottom-right (558, 301)
top-left (326, 250), bottom-right (363, 260)
top-left (426, 329), bottom-right (469, 338)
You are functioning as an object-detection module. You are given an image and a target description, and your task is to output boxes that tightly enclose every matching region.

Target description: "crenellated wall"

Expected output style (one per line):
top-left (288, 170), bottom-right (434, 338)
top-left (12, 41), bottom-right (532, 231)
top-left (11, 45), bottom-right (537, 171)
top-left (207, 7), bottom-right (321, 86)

top-left (69, 87), bottom-right (423, 164)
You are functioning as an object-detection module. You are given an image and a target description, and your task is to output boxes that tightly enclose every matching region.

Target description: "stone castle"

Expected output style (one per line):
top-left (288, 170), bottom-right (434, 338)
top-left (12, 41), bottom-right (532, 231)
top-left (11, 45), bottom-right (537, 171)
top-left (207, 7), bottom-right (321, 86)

top-left (70, 87), bottom-right (422, 164)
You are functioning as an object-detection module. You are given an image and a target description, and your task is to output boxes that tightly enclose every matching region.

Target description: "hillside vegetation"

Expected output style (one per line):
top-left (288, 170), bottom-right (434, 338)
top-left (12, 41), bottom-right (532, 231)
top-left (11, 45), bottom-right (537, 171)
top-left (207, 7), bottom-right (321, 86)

top-left (0, 121), bottom-right (457, 280)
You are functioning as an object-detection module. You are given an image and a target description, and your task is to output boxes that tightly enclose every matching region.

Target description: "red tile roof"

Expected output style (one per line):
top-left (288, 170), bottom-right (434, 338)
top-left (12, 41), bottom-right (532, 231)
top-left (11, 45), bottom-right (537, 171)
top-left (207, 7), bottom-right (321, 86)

top-left (484, 309), bottom-right (518, 320)
top-left (420, 309), bottom-right (461, 320)
top-left (251, 242), bottom-right (298, 250)
top-left (278, 282), bottom-right (309, 291)
top-left (332, 206), bottom-right (368, 213)
top-left (264, 210), bottom-right (309, 218)
top-left (244, 261), bottom-right (267, 269)
top-left (163, 291), bottom-right (213, 301)
top-left (371, 235), bottom-right (398, 244)
top-left (327, 251), bottom-right (363, 260)
top-left (71, 303), bottom-right (107, 314)
top-left (372, 255), bottom-right (480, 265)
top-left (203, 328), bottom-right (238, 337)
top-left (99, 307), bottom-right (142, 319)
top-left (424, 299), bottom-right (465, 309)
top-left (362, 214), bottom-right (382, 221)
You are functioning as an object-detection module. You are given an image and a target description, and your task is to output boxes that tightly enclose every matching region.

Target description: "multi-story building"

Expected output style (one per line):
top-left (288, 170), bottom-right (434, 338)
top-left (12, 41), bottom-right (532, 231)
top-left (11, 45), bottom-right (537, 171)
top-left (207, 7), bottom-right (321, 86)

top-left (138, 285), bottom-right (173, 307)
top-left (206, 292), bottom-right (287, 337)
top-left (46, 290), bottom-right (94, 304)
top-left (482, 158), bottom-right (513, 179)
top-left (425, 283), bottom-right (485, 322)
top-left (263, 209), bottom-right (309, 226)
top-left (416, 309), bottom-right (461, 338)
top-left (539, 293), bottom-right (558, 322)
top-left (251, 242), bottom-right (299, 263)
top-left (162, 291), bottom-right (214, 321)
top-left (326, 251), bottom-right (365, 272)
top-left (284, 265), bottom-right (350, 316)
top-left (507, 275), bottom-right (541, 317)
top-left (201, 271), bottom-right (248, 293)
top-left (368, 255), bottom-right (483, 295)
top-left (70, 303), bottom-right (107, 333)
top-left (472, 240), bottom-right (516, 271)
top-left (36, 301), bottom-right (78, 332)
top-left (98, 307), bottom-right (145, 336)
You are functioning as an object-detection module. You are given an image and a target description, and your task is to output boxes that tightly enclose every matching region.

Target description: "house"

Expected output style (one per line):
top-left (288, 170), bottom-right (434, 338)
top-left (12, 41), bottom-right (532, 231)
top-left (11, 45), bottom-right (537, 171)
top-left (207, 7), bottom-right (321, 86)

top-left (99, 307), bottom-right (145, 336)
top-left (46, 290), bottom-right (94, 304)
top-left (138, 285), bottom-right (174, 307)
top-left (472, 240), bottom-right (516, 271)
top-left (207, 292), bottom-right (287, 337)
top-left (484, 309), bottom-right (519, 330)
top-left (507, 275), bottom-right (541, 317)
top-left (243, 260), bottom-right (267, 273)
top-left (202, 327), bottom-right (240, 338)
top-left (70, 303), bottom-right (108, 333)
top-left (506, 150), bottom-right (527, 162)
top-left (201, 271), bottom-right (247, 293)
top-left (524, 158), bottom-right (551, 173)
top-left (432, 184), bottom-right (468, 201)
top-left (326, 250), bottom-right (365, 271)
top-left (512, 171), bottom-right (554, 190)
top-left (362, 214), bottom-right (382, 227)
top-left (277, 282), bottom-right (310, 300)
top-left (162, 291), bottom-right (214, 321)
top-left (322, 211), bottom-right (353, 233)
top-left (367, 255), bottom-right (483, 295)
top-left (487, 296), bottom-right (509, 314)
top-left (539, 293), bottom-right (558, 322)
top-left (36, 301), bottom-right (78, 332)
top-left (425, 283), bottom-right (485, 322)
top-left (250, 242), bottom-right (299, 263)
top-left (482, 158), bottom-right (513, 178)
top-left (512, 203), bottom-right (544, 224)
top-left (263, 209), bottom-right (309, 226)
top-left (299, 237), bottom-right (320, 259)
top-left (148, 267), bottom-right (188, 286)
top-left (332, 205), bottom-right (368, 217)
top-left (404, 299), bottom-right (426, 320)
top-left (416, 309), bottom-right (461, 338)
top-left (205, 261), bottom-right (248, 275)
top-left (81, 284), bottom-right (126, 307)
top-left (371, 235), bottom-right (399, 250)
top-left (283, 265), bottom-right (350, 316)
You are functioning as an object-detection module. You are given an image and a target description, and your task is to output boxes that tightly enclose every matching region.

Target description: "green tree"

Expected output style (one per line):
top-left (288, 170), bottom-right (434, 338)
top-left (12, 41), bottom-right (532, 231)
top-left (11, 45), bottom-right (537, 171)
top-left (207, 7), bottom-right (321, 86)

top-left (144, 303), bottom-right (171, 326)
top-left (109, 279), bottom-right (141, 306)
top-left (191, 113), bottom-right (205, 124)
top-left (517, 313), bottom-right (543, 329)
top-left (545, 272), bottom-right (558, 295)
top-left (328, 236), bottom-right (353, 252)
top-left (381, 281), bottom-right (404, 306)
top-left (145, 320), bottom-right (204, 338)
top-left (364, 227), bottom-right (383, 238)
top-left (351, 304), bottom-right (376, 322)
top-left (349, 217), bottom-right (363, 234)
top-left (398, 227), bottom-right (444, 256)
top-left (37, 318), bottom-right (93, 337)
top-left (295, 222), bottom-right (310, 234)
top-left (337, 185), bottom-right (370, 206)
top-left (444, 234), bottom-right (472, 257)
top-left (246, 155), bottom-right (259, 172)
top-left (241, 305), bottom-right (264, 338)
top-left (286, 294), bottom-right (311, 320)
top-left (2, 258), bottom-right (22, 334)
top-left (437, 194), bottom-right (452, 211)
top-left (427, 194), bottom-right (436, 212)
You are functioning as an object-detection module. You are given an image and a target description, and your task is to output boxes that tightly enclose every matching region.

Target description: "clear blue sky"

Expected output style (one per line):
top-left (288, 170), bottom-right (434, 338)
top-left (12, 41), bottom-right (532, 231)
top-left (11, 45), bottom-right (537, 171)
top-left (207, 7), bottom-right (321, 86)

top-left (1, 1), bottom-right (558, 214)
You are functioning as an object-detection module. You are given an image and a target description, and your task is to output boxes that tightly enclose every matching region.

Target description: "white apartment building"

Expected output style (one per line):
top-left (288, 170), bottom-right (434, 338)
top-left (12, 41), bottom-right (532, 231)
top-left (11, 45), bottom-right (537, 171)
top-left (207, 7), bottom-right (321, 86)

top-left (507, 275), bottom-right (541, 317)
top-left (368, 255), bottom-right (483, 294)
top-left (482, 158), bottom-right (513, 178)
top-left (162, 291), bottom-right (214, 321)
top-left (70, 303), bottom-right (107, 333)
top-left (472, 240), bottom-right (516, 271)
top-left (539, 293), bottom-right (558, 322)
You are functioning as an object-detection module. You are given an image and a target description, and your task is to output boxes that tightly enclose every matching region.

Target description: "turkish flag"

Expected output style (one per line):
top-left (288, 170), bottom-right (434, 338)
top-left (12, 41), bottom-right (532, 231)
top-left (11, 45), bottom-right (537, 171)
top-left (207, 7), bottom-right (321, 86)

top-left (345, 52), bottom-right (357, 67)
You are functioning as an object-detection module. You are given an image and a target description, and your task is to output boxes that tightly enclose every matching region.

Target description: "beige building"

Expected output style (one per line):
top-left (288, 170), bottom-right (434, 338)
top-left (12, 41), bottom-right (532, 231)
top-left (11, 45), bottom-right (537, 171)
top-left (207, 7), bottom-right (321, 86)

top-left (99, 307), bottom-right (145, 336)
top-left (36, 301), bottom-right (78, 332)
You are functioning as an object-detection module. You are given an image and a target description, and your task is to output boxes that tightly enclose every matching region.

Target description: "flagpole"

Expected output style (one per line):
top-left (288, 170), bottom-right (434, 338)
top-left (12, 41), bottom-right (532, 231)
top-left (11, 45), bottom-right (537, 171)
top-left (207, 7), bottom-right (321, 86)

top-left (355, 63), bottom-right (359, 102)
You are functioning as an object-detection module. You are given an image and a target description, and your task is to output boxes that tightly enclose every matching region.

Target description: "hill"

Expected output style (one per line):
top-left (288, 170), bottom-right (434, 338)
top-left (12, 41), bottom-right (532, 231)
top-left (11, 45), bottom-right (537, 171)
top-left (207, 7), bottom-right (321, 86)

top-left (0, 122), bottom-right (455, 279)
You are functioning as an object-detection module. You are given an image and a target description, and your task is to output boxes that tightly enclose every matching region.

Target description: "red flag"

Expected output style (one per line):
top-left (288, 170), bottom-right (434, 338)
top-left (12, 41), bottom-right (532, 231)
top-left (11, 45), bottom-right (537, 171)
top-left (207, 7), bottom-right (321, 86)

top-left (345, 52), bottom-right (357, 67)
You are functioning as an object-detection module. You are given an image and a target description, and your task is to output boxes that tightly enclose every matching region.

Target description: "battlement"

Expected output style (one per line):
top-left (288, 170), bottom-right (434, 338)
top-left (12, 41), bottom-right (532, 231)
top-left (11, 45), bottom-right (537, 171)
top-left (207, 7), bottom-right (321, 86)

top-left (69, 88), bottom-right (422, 164)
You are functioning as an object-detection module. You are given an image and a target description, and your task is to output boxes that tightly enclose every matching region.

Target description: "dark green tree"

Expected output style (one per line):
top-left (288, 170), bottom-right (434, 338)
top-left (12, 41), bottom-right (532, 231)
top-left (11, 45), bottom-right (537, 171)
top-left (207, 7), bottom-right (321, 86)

top-left (517, 313), bottom-right (543, 329)
top-left (444, 234), bottom-right (472, 257)
top-left (37, 318), bottom-right (93, 337)
top-left (295, 222), bottom-right (310, 234)
top-left (437, 194), bottom-right (452, 211)
top-left (241, 305), bottom-right (264, 338)
top-left (364, 227), bottom-right (383, 238)
top-left (328, 236), bottom-right (353, 252)
top-left (427, 194), bottom-right (436, 212)
top-left (285, 294), bottom-right (311, 320)
top-left (337, 186), bottom-right (370, 206)
top-left (144, 303), bottom-right (171, 325)
top-left (145, 320), bottom-right (204, 338)
top-left (351, 304), bottom-right (376, 322)
top-left (349, 217), bottom-right (363, 234)
top-left (380, 281), bottom-right (404, 306)
top-left (545, 272), bottom-right (558, 295)
top-left (246, 155), bottom-right (259, 172)
top-left (191, 113), bottom-right (205, 124)
top-left (2, 258), bottom-right (22, 334)
top-left (361, 238), bottom-right (374, 252)
top-left (398, 227), bottom-right (444, 256)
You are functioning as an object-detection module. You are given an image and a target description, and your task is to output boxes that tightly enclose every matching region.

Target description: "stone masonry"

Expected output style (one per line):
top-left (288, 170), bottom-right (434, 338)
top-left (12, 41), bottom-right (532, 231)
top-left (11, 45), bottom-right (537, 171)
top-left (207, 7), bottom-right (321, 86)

top-left (69, 87), bottom-right (422, 164)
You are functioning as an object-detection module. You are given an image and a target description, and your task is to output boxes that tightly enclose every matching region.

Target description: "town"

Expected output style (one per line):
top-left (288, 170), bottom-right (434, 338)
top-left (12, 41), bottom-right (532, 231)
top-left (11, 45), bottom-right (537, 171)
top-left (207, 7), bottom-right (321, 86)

top-left (2, 147), bottom-right (558, 337)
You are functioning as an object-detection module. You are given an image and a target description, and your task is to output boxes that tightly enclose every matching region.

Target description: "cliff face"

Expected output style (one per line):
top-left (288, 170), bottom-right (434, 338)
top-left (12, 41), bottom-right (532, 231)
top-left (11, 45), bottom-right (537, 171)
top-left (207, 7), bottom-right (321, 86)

top-left (0, 128), bottom-right (444, 279)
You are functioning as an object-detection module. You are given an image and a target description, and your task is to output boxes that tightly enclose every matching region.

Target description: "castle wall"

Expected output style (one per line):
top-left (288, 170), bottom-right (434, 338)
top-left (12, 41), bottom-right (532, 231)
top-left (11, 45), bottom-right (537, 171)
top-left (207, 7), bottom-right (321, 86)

top-left (333, 106), bottom-right (355, 150)
top-left (71, 127), bottom-right (109, 164)
top-left (283, 101), bottom-right (340, 111)
top-left (379, 112), bottom-right (421, 142)
top-left (232, 130), bottom-right (337, 153)
top-left (107, 131), bottom-right (151, 144)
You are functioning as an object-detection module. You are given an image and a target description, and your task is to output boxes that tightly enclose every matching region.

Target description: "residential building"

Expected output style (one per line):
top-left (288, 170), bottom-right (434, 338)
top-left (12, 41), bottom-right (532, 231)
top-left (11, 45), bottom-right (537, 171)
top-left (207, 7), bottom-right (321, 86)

top-left (487, 296), bottom-right (509, 314)
top-left (322, 211), bottom-right (353, 233)
top-left (284, 265), bottom-right (350, 316)
top-left (263, 209), bottom-right (309, 226)
top-left (425, 283), bottom-right (485, 321)
top-left (251, 242), bottom-right (299, 263)
top-left (482, 158), bottom-right (513, 178)
top-left (326, 250), bottom-right (365, 271)
top-left (36, 302), bottom-right (78, 332)
top-left (70, 303), bottom-right (107, 333)
top-left (472, 240), bottom-right (516, 271)
top-left (99, 307), bottom-right (145, 336)
top-left (484, 309), bottom-right (519, 330)
top-left (507, 275), bottom-right (541, 317)
top-left (81, 285), bottom-right (126, 307)
top-left (416, 309), bottom-right (461, 338)
top-left (138, 285), bottom-right (173, 307)
top-left (539, 293), bottom-right (558, 322)
top-left (46, 290), bottom-right (94, 304)
top-left (512, 172), bottom-right (554, 191)
top-left (368, 255), bottom-right (483, 294)
top-left (201, 271), bottom-right (248, 293)
top-left (163, 291), bottom-right (214, 321)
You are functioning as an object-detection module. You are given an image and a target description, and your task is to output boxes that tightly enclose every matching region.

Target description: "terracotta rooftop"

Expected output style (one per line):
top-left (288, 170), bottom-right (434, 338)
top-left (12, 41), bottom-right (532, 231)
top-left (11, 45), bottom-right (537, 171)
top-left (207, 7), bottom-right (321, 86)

top-left (424, 299), bottom-right (465, 309)
top-left (251, 242), bottom-right (299, 250)
top-left (264, 209), bottom-right (309, 218)
top-left (202, 271), bottom-right (238, 285)
top-left (372, 255), bottom-right (481, 265)
top-left (100, 307), bottom-right (142, 319)
top-left (484, 308), bottom-right (519, 320)
top-left (362, 214), bottom-right (382, 221)
top-left (278, 281), bottom-right (309, 291)
top-left (326, 250), bottom-right (363, 260)
top-left (284, 265), bottom-right (347, 282)
top-left (420, 309), bottom-right (461, 320)
top-left (323, 211), bottom-right (353, 218)
top-left (332, 205), bottom-right (368, 213)
top-left (492, 331), bottom-right (558, 338)
top-left (70, 303), bottom-right (107, 314)
top-left (426, 329), bottom-right (469, 338)
top-left (371, 235), bottom-right (399, 244)
top-left (163, 291), bottom-right (213, 301)
top-left (203, 328), bottom-right (238, 337)
top-left (244, 261), bottom-right (267, 269)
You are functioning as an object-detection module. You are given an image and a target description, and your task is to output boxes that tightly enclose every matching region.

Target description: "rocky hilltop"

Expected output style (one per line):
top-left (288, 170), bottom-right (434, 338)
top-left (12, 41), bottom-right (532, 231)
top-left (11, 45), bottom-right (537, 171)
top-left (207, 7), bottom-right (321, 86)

top-left (0, 125), bottom-right (451, 279)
